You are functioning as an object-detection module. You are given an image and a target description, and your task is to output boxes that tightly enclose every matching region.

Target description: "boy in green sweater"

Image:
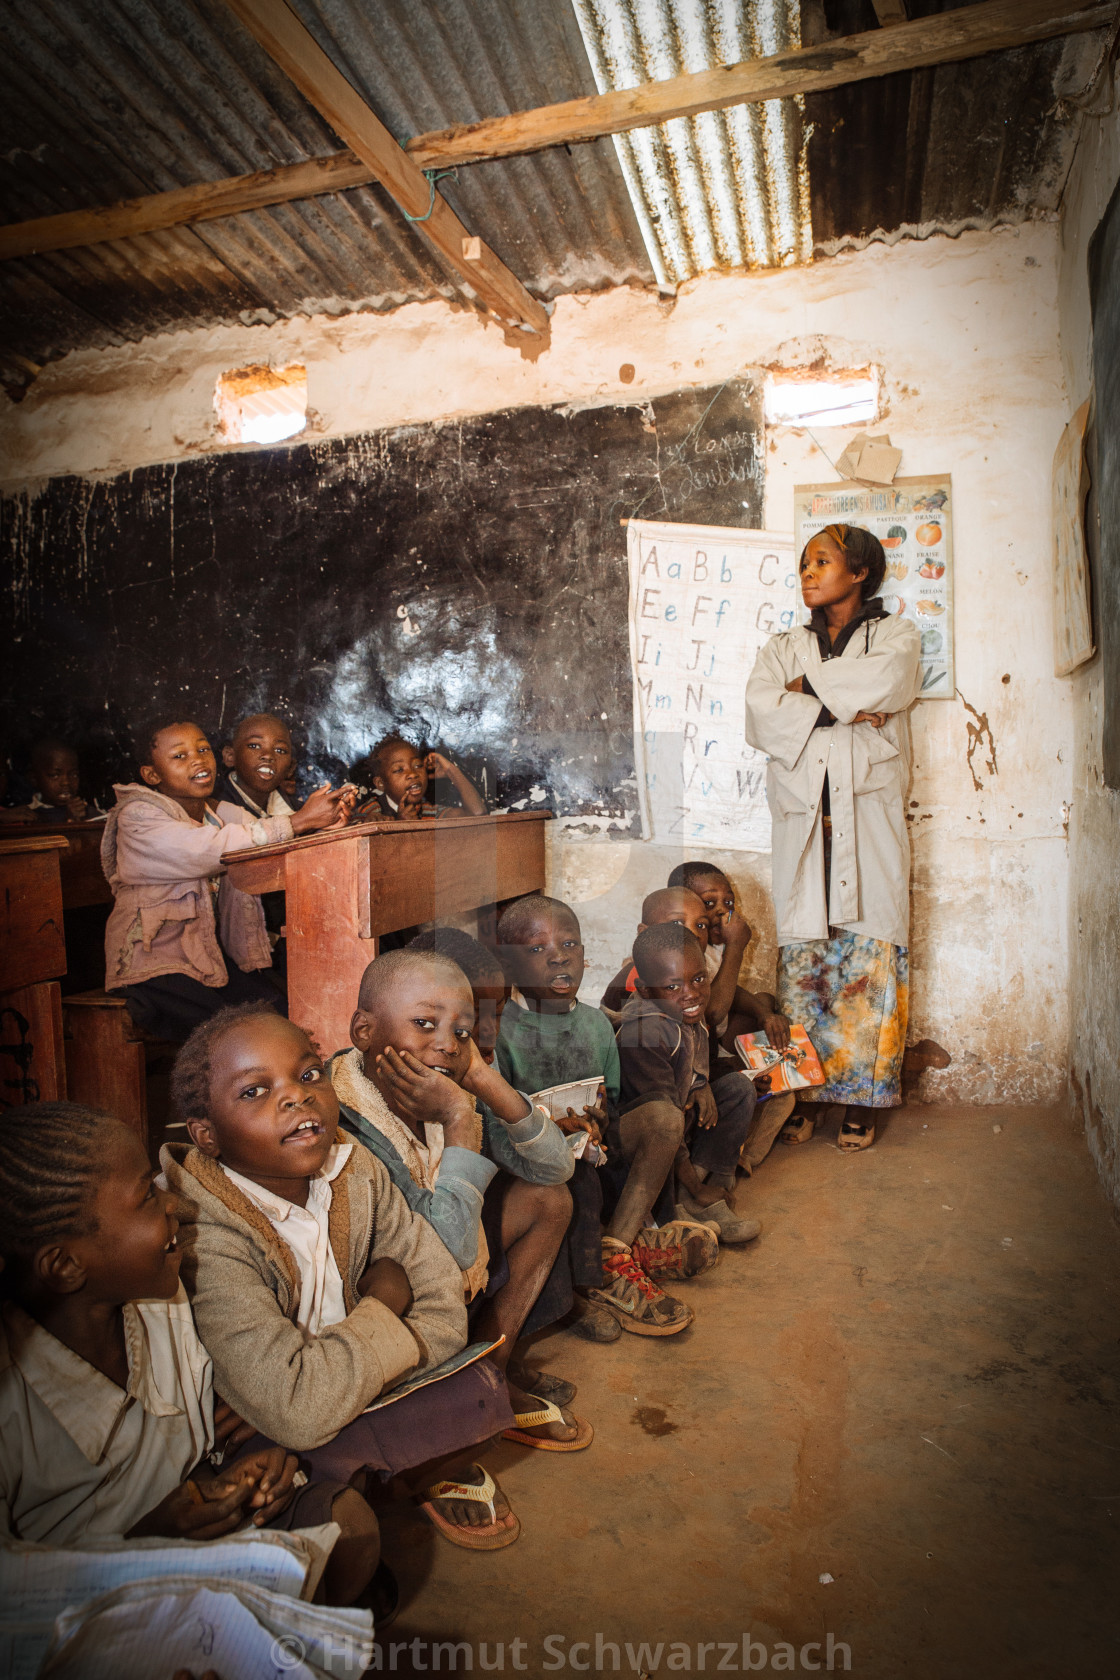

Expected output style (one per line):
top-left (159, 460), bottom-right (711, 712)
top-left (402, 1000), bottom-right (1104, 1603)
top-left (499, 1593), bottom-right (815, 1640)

top-left (497, 896), bottom-right (714, 1343)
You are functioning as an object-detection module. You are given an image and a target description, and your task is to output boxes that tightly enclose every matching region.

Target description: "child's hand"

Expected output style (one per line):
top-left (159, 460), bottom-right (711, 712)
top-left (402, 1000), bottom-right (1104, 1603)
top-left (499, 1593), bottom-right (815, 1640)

top-left (127, 1477), bottom-right (249, 1541)
top-left (555, 1105), bottom-right (592, 1138)
top-left (291, 783), bottom-right (346, 834)
top-left (722, 908), bottom-right (751, 950)
top-left (852, 710), bottom-right (890, 727)
top-left (359, 1256), bottom-right (414, 1319)
top-left (695, 1083), bottom-right (718, 1130)
top-left (66, 795), bottom-right (89, 821)
top-left (425, 750), bottom-right (454, 777)
top-left (762, 1011), bottom-right (792, 1050)
top-left (221, 1447), bottom-right (300, 1525)
top-left (212, 1395), bottom-right (256, 1454)
top-left (785, 676), bottom-right (806, 694)
top-left (375, 1046), bottom-right (480, 1148)
top-left (328, 784), bottom-right (359, 827)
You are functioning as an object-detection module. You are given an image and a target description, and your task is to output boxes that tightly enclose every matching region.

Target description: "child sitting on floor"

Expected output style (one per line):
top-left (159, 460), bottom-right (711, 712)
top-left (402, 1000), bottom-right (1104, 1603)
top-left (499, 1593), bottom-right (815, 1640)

top-left (350, 735), bottom-right (486, 823)
top-left (667, 860), bottom-right (790, 1051)
top-left (609, 924), bottom-right (762, 1268)
top-left (494, 895), bottom-right (623, 1345)
top-left (103, 717), bottom-right (349, 1041)
top-left (0, 1100), bottom-right (383, 1608)
top-left (331, 947), bottom-right (591, 1448)
top-left (603, 880), bottom-right (794, 1174)
top-left (163, 1004), bottom-right (524, 1555)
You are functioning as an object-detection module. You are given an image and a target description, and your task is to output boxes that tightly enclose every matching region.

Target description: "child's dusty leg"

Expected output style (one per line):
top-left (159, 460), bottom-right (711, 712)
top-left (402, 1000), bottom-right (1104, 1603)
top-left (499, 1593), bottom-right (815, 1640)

top-left (675, 1145), bottom-right (724, 1206)
top-left (473, 1179), bottom-right (580, 1443)
top-left (319, 1485), bottom-right (381, 1605)
top-left (604, 1100), bottom-right (685, 1244)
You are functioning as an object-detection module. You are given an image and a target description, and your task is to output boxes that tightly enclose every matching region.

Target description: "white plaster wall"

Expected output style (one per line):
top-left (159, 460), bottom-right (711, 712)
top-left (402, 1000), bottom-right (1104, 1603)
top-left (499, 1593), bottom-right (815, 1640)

top-left (1057, 81), bottom-right (1120, 1201)
top-left (0, 224), bottom-right (1073, 1104)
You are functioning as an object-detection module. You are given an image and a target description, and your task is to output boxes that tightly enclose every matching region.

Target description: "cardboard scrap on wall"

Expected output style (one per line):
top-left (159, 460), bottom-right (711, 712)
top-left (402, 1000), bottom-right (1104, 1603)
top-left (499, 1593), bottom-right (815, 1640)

top-left (794, 476), bottom-right (954, 699)
top-left (835, 432), bottom-right (903, 485)
top-left (1052, 398), bottom-right (1094, 677)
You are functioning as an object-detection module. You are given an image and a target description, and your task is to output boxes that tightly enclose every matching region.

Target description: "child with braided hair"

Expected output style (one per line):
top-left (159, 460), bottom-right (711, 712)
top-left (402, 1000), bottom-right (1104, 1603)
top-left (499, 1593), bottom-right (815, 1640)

top-left (0, 1099), bottom-right (388, 1607)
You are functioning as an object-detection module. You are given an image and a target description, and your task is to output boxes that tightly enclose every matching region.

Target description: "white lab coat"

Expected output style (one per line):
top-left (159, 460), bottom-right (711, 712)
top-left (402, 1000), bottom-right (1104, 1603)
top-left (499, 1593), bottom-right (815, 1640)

top-left (744, 614), bottom-right (923, 948)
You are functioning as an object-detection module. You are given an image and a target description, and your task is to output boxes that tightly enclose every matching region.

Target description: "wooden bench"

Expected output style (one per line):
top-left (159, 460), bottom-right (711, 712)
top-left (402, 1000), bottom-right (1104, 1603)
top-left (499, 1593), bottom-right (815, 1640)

top-left (63, 991), bottom-right (148, 1141)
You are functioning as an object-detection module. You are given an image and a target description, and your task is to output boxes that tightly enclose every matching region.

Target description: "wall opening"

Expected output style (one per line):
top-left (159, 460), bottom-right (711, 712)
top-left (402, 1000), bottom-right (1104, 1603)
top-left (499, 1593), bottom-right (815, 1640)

top-left (216, 363), bottom-right (307, 445)
top-left (763, 366), bottom-right (881, 427)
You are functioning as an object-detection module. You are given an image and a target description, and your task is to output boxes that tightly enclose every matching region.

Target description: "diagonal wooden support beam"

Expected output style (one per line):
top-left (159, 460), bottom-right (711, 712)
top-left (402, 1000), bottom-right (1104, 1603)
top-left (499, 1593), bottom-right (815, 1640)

top-left (221, 0), bottom-right (548, 336)
top-left (0, 0), bottom-right (1113, 263)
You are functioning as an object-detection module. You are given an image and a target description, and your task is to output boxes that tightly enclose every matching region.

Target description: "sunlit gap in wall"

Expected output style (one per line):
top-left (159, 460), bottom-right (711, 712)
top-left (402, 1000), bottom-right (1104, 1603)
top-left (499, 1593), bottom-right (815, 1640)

top-left (763, 368), bottom-right (881, 428)
top-left (216, 363), bottom-right (307, 446)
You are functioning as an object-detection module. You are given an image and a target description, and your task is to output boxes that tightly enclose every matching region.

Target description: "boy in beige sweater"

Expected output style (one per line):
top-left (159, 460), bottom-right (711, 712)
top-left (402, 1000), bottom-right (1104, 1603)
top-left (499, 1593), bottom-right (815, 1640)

top-left (162, 1003), bottom-right (521, 1552)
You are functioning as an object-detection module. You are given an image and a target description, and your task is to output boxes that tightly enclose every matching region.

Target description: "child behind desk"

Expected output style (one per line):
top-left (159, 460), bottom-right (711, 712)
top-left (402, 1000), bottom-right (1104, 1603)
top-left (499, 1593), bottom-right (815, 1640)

top-left (163, 1005), bottom-right (523, 1553)
top-left (0, 738), bottom-right (104, 825)
top-left (350, 734), bottom-right (486, 823)
top-left (103, 717), bottom-right (348, 1041)
top-left (0, 1100), bottom-right (382, 1607)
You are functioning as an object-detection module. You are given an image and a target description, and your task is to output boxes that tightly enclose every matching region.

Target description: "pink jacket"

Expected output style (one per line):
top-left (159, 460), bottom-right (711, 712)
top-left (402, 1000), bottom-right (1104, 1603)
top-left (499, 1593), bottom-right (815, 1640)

top-left (102, 785), bottom-right (293, 990)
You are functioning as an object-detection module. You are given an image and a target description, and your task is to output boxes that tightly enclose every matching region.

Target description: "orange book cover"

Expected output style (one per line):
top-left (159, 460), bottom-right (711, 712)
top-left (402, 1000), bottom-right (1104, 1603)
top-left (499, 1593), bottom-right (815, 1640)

top-left (734, 1025), bottom-right (825, 1093)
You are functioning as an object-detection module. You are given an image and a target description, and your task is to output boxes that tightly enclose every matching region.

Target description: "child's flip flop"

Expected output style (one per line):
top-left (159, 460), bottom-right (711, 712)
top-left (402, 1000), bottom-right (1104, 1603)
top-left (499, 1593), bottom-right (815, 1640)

top-left (502, 1395), bottom-right (594, 1452)
top-left (418, 1465), bottom-right (521, 1550)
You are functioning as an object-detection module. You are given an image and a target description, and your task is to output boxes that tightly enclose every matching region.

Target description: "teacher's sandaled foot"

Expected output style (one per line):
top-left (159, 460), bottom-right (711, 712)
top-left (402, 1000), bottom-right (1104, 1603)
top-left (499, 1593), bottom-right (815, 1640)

top-left (419, 1463), bottom-right (520, 1550)
top-left (838, 1112), bottom-right (877, 1151)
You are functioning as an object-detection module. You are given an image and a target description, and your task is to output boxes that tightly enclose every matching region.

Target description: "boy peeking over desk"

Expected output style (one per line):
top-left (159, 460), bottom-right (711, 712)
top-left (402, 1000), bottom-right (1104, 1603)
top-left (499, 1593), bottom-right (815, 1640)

top-left (350, 735), bottom-right (486, 822)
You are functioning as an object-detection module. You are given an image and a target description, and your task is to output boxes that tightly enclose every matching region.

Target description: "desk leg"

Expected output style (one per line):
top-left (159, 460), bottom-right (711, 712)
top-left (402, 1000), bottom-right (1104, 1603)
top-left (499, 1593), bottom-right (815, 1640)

top-left (285, 845), bottom-right (377, 1057)
top-left (0, 982), bottom-right (66, 1107)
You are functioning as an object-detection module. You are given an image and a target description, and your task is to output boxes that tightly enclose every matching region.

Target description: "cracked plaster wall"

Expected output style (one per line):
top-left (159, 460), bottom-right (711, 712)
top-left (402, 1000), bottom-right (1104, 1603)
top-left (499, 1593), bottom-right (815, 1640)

top-left (0, 224), bottom-right (1073, 1105)
top-left (1058, 84), bottom-right (1120, 1204)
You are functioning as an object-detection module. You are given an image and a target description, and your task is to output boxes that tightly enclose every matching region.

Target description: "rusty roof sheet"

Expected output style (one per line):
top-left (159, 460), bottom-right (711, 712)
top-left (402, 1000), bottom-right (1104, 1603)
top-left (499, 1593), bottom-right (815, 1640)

top-left (0, 0), bottom-right (1107, 398)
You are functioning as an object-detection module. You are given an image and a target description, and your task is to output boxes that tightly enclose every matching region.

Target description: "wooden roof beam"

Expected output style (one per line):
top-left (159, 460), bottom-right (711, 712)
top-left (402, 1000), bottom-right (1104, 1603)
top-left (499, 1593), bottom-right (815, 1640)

top-left (220, 0), bottom-right (548, 337)
top-left (0, 0), bottom-right (1113, 263)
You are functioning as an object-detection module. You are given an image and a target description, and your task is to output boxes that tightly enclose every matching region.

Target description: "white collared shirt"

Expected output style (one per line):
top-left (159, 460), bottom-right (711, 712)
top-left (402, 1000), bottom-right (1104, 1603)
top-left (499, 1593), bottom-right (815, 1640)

top-left (0, 1290), bottom-right (213, 1543)
top-left (221, 1143), bottom-right (352, 1336)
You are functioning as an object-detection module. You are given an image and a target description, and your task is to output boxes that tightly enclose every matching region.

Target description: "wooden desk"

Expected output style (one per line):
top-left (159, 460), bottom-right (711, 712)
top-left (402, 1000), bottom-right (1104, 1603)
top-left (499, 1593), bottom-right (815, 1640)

top-left (0, 818), bottom-right (110, 909)
top-left (0, 833), bottom-right (68, 1105)
top-left (225, 812), bottom-right (548, 1054)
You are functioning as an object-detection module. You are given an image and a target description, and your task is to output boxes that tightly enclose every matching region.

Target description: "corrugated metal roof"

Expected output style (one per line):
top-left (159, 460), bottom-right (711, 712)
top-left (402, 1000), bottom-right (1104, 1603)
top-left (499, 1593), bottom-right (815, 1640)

top-left (0, 0), bottom-right (654, 395)
top-left (571, 0), bottom-right (810, 281)
top-left (0, 0), bottom-right (1107, 399)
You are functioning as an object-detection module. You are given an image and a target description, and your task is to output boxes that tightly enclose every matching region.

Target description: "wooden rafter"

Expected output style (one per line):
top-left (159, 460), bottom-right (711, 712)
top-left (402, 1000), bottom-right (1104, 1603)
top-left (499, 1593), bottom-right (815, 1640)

top-left (221, 0), bottom-right (548, 336)
top-left (0, 0), bottom-right (1113, 264)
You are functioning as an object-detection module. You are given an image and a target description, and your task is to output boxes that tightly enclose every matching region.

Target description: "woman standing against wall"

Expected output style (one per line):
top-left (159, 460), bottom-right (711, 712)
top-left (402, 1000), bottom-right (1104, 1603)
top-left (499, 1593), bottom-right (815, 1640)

top-left (744, 526), bottom-right (923, 1150)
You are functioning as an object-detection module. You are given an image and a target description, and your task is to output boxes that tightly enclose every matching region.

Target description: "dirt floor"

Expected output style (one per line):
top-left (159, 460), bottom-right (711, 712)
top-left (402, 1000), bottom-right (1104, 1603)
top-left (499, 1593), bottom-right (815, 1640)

top-left (367, 1104), bottom-right (1120, 1679)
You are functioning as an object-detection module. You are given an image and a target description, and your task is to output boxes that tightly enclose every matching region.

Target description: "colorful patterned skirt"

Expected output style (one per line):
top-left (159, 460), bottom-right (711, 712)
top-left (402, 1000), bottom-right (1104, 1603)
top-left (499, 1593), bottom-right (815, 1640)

top-left (777, 933), bottom-right (908, 1109)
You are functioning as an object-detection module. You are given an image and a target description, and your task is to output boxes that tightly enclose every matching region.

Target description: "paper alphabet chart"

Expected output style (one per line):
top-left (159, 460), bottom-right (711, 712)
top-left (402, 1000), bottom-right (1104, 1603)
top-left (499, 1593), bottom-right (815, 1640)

top-left (627, 519), bottom-right (796, 850)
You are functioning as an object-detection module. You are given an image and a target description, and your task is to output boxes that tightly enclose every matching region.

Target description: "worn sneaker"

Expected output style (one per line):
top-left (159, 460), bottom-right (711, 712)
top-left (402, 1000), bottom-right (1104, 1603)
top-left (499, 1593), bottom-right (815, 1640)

top-left (587, 1240), bottom-right (693, 1336)
top-left (632, 1219), bottom-right (719, 1281)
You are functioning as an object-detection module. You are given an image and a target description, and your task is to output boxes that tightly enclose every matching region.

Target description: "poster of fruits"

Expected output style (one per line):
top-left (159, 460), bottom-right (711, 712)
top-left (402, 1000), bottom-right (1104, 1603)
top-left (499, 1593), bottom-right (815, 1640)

top-left (793, 476), bottom-right (954, 699)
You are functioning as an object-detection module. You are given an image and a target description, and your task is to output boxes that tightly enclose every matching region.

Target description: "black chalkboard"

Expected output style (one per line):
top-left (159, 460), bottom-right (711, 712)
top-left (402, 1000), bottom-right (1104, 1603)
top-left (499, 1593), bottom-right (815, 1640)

top-left (1088, 175), bottom-right (1120, 790)
top-left (1, 380), bottom-right (762, 819)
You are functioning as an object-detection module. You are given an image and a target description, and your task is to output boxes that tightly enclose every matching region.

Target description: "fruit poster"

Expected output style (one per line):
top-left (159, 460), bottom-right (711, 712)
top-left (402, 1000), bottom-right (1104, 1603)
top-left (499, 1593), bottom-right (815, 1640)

top-left (793, 476), bottom-right (954, 699)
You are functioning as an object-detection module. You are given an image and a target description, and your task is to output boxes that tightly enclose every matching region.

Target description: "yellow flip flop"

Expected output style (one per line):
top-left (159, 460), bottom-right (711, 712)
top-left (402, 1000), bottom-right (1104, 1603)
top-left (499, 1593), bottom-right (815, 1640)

top-left (502, 1395), bottom-right (594, 1452)
top-left (418, 1465), bottom-right (521, 1550)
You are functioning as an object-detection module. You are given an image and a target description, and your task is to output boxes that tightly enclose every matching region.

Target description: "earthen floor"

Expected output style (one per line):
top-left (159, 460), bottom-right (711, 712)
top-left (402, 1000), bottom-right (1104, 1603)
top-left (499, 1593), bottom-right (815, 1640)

top-left (369, 1105), bottom-right (1120, 1679)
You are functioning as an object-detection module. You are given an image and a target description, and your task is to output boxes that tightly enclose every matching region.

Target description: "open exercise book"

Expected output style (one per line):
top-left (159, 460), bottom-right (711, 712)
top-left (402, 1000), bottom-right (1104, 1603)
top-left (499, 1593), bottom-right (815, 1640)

top-left (362, 1335), bottom-right (503, 1412)
top-left (0, 1525), bottom-right (373, 1680)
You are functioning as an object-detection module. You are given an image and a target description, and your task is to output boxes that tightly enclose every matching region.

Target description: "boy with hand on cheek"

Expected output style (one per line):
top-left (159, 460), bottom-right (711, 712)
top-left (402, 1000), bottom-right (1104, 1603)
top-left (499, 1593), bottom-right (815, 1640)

top-left (331, 949), bottom-right (592, 1450)
top-left (104, 717), bottom-right (349, 1041)
top-left (608, 924), bottom-right (762, 1285)
top-left (351, 735), bottom-right (486, 823)
top-left (667, 862), bottom-right (791, 1052)
top-left (163, 1006), bottom-right (521, 1557)
top-left (0, 1102), bottom-right (311, 1558)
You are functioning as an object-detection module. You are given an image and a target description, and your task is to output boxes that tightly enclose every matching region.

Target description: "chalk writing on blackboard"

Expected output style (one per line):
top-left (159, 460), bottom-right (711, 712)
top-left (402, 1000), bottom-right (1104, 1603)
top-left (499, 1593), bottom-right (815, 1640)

top-left (627, 520), bottom-right (796, 850)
